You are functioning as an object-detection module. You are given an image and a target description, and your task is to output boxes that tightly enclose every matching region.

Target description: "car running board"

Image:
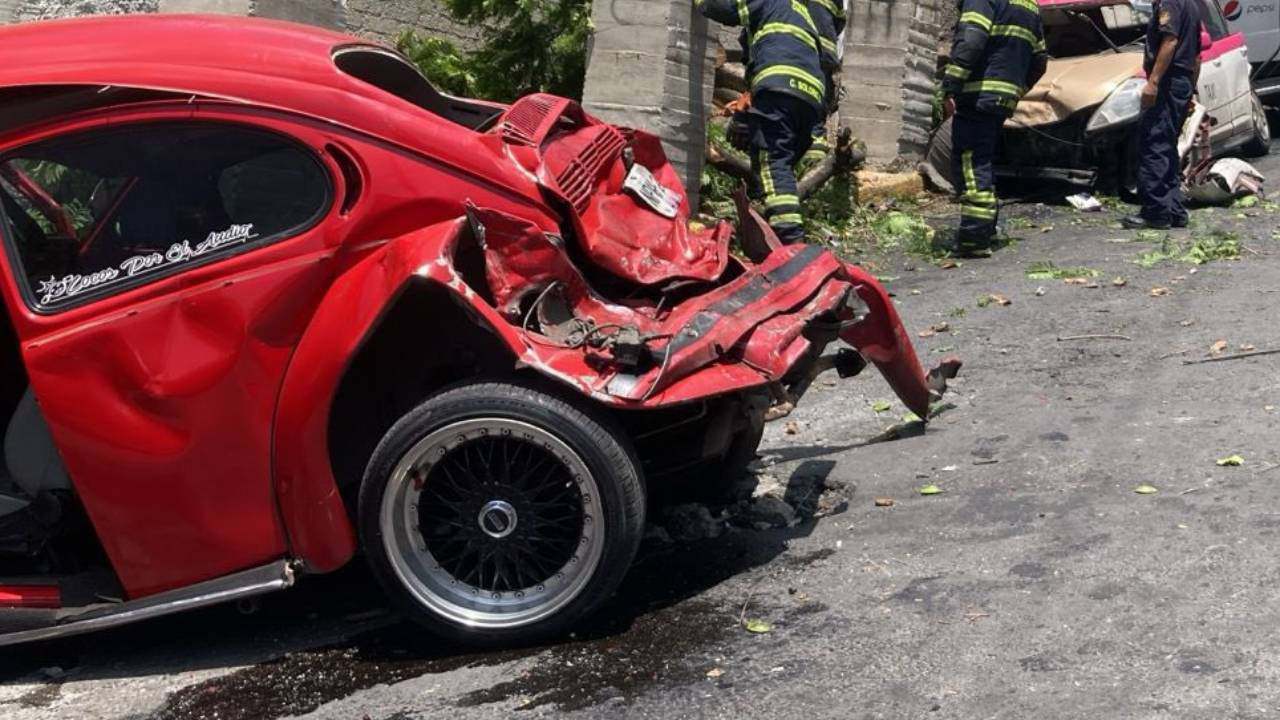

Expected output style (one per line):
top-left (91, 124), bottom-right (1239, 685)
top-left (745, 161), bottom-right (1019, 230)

top-left (0, 560), bottom-right (295, 647)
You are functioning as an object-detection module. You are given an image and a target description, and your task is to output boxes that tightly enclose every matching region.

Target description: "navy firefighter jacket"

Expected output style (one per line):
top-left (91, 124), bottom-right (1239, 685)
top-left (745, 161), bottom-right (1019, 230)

top-left (942, 0), bottom-right (1049, 116)
top-left (697, 0), bottom-right (827, 112)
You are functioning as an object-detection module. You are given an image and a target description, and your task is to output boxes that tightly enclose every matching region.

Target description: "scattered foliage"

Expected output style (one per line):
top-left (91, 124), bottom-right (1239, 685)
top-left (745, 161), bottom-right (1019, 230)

top-left (1025, 261), bottom-right (1101, 280)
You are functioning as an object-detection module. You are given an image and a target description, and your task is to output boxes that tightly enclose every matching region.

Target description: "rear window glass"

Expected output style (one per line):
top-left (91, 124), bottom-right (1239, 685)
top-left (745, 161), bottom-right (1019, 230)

top-left (0, 123), bottom-right (330, 311)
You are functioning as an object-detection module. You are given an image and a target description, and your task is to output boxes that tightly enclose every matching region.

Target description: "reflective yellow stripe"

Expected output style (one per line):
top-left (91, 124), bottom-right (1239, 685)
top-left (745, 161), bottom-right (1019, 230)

top-left (753, 65), bottom-right (826, 102)
top-left (991, 24), bottom-right (1040, 47)
top-left (959, 11), bottom-right (992, 31)
top-left (961, 205), bottom-right (997, 219)
top-left (792, 1), bottom-right (819, 33)
top-left (737, 0), bottom-right (749, 26)
top-left (811, 0), bottom-right (844, 19)
top-left (765, 193), bottom-right (800, 208)
top-left (820, 36), bottom-right (838, 54)
top-left (962, 79), bottom-right (1024, 96)
top-left (965, 190), bottom-right (996, 203)
top-left (755, 22), bottom-right (818, 51)
top-left (758, 150), bottom-right (776, 195)
top-left (804, 148), bottom-right (825, 162)
top-left (1009, 0), bottom-right (1041, 14)
top-left (769, 213), bottom-right (805, 225)
top-left (945, 64), bottom-right (971, 79)
top-left (962, 150), bottom-right (977, 196)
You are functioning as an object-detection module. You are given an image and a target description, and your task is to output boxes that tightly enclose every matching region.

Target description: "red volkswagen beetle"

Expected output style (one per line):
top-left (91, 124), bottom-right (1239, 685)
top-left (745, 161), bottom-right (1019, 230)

top-left (0, 14), bottom-right (955, 646)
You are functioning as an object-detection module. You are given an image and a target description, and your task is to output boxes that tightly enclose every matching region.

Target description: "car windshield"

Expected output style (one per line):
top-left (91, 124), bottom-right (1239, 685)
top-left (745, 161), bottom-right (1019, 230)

top-left (1044, 2), bottom-right (1147, 57)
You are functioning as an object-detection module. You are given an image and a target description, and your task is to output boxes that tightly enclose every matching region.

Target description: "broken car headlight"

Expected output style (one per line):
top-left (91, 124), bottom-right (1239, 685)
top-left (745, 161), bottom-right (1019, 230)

top-left (1087, 78), bottom-right (1145, 133)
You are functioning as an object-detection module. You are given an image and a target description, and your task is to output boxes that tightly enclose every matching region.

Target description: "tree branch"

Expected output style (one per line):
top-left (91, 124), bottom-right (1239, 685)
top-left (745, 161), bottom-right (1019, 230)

top-left (797, 126), bottom-right (864, 199)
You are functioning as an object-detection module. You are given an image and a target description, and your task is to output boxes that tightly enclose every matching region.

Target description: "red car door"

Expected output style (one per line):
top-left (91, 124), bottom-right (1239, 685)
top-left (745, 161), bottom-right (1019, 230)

top-left (0, 109), bottom-right (343, 598)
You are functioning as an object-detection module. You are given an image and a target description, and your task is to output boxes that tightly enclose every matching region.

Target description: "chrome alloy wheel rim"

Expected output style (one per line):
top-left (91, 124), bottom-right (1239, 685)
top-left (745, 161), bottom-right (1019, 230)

top-left (380, 418), bottom-right (605, 629)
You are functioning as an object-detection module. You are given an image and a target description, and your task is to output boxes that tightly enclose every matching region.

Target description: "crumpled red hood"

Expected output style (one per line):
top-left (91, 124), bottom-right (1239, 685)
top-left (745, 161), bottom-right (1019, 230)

top-left (489, 94), bottom-right (734, 287)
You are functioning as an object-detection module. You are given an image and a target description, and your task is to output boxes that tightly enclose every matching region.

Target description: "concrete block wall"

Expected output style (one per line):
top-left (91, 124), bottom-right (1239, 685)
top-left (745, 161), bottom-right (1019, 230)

top-left (581, 0), bottom-right (717, 205)
top-left (344, 0), bottom-right (479, 48)
top-left (0, 0), bottom-right (479, 49)
top-left (899, 0), bottom-right (947, 156)
top-left (839, 0), bottom-right (914, 162)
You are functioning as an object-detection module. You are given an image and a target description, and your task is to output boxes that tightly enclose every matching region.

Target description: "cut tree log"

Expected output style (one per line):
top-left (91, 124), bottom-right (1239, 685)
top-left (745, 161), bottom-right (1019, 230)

top-left (705, 121), bottom-right (865, 200)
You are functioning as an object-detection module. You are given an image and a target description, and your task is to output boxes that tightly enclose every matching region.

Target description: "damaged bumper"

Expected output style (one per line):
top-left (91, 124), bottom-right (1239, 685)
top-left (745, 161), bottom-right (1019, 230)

top-left (447, 208), bottom-right (958, 418)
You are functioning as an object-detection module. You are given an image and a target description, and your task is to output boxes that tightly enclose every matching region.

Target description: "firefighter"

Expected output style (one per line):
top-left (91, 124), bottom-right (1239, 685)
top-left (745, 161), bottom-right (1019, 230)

top-left (803, 0), bottom-right (847, 165)
top-left (1121, 0), bottom-right (1202, 229)
top-left (698, 0), bottom-right (826, 244)
top-left (941, 0), bottom-right (1047, 257)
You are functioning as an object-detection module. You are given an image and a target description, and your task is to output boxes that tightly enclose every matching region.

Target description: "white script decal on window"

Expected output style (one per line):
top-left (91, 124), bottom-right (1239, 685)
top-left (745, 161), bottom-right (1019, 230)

top-left (36, 224), bottom-right (259, 306)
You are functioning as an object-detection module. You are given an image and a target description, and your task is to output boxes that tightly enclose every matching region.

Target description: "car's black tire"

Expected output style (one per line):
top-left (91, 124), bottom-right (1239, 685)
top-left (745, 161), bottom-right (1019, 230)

top-left (1243, 92), bottom-right (1271, 158)
top-left (358, 380), bottom-right (645, 646)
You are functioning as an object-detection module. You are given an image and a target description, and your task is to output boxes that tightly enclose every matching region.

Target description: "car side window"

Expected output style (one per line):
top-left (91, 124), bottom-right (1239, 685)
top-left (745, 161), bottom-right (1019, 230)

top-left (1202, 0), bottom-right (1230, 40)
top-left (0, 123), bottom-right (329, 311)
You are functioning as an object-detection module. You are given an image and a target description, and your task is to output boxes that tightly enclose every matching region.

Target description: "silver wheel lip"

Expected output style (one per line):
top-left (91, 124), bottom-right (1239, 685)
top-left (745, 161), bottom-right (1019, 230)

top-left (379, 417), bottom-right (606, 630)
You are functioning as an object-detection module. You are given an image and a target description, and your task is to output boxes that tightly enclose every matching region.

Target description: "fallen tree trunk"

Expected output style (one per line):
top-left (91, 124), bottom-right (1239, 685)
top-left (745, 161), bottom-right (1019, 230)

top-left (797, 126), bottom-right (864, 198)
top-left (704, 120), bottom-right (865, 200)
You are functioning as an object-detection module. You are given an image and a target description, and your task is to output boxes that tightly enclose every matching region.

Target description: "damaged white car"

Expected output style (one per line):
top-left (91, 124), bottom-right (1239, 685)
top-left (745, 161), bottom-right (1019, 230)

top-left (925, 0), bottom-right (1269, 194)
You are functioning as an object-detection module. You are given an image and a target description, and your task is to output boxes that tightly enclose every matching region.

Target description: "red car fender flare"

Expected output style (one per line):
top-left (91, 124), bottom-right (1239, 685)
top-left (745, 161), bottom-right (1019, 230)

top-left (271, 218), bottom-right (533, 573)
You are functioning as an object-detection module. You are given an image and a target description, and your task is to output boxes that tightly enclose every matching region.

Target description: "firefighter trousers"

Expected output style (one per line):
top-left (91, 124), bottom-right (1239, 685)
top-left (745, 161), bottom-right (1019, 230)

top-left (748, 91), bottom-right (819, 244)
top-left (951, 110), bottom-right (1004, 247)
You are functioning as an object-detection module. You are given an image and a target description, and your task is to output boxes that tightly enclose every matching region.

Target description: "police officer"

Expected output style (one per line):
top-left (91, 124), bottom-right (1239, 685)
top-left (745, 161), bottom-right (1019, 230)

top-left (941, 0), bottom-right (1047, 256)
top-left (699, 0), bottom-right (826, 243)
top-left (1121, 0), bottom-right (1202, 229)
top-left (802, 0), bottom-right (846, 165)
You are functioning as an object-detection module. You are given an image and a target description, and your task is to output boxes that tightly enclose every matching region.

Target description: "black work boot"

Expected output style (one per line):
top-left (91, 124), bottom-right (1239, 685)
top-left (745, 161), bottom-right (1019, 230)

top-left (1121, 215), bottom-right (1170, 230)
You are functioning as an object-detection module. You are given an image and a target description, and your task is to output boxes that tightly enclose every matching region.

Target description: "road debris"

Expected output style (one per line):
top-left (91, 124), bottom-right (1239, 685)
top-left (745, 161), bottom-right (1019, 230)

top-left (977, 293), bottom-right (1011, 308)
top-left (1056, 334), bottom-right (1132, 342)
top-left (1134, 484), bottom-right (1159, 495)
top-left (1066, 192), bottom-right (1103, 211)
top-left (1210, 340), bottom-right (1229, 355)
top-left (662, 504), bottom-right (726, 542)
top-left (874, 497), bottom-right (896, 507)
top-left (706, 668), bottom-right (724, 679)
top-left (1181, 347), bottom-right (1280, 365)
top-left (1216, 455), bottom-right (1245, 467)
top-left (1150, 287), bottom-right (1171, 297)
top-left (918, 484), bottom-right (943, 496)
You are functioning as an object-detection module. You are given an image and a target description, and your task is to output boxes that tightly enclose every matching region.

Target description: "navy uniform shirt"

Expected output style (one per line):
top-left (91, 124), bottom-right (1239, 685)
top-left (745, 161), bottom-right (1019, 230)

top-left (1144, 0), bottom-right (1203, 76)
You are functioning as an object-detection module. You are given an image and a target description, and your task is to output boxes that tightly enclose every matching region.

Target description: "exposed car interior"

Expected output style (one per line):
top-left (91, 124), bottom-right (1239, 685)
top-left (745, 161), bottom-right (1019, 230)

top-left (0, 123), bottom-right (329, 309)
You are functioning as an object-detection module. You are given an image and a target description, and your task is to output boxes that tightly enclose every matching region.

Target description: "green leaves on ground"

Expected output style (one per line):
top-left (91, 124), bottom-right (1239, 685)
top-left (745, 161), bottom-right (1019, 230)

top-left (1025, 261), bottom-right (1101, 280)
top-left (744, 619), bottom-right (773, 633)
top-left (1216, 455), bottom-right (1245, 467)
top-left (1134, 484), bottom-right (1159, 495)
top-left (1134, 230), bottom-right (1240, 267)
top-left (918, 484), bottom-right (944, 496)
top-left (871, 211), bottom-right (938, 257)
top-left (871, 400), bottom-right (893, 413)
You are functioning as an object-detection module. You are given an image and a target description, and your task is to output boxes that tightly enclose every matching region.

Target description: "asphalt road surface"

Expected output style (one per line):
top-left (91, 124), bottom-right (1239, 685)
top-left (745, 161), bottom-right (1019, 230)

top-left (5, 144), bottom-right (1280, 720)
